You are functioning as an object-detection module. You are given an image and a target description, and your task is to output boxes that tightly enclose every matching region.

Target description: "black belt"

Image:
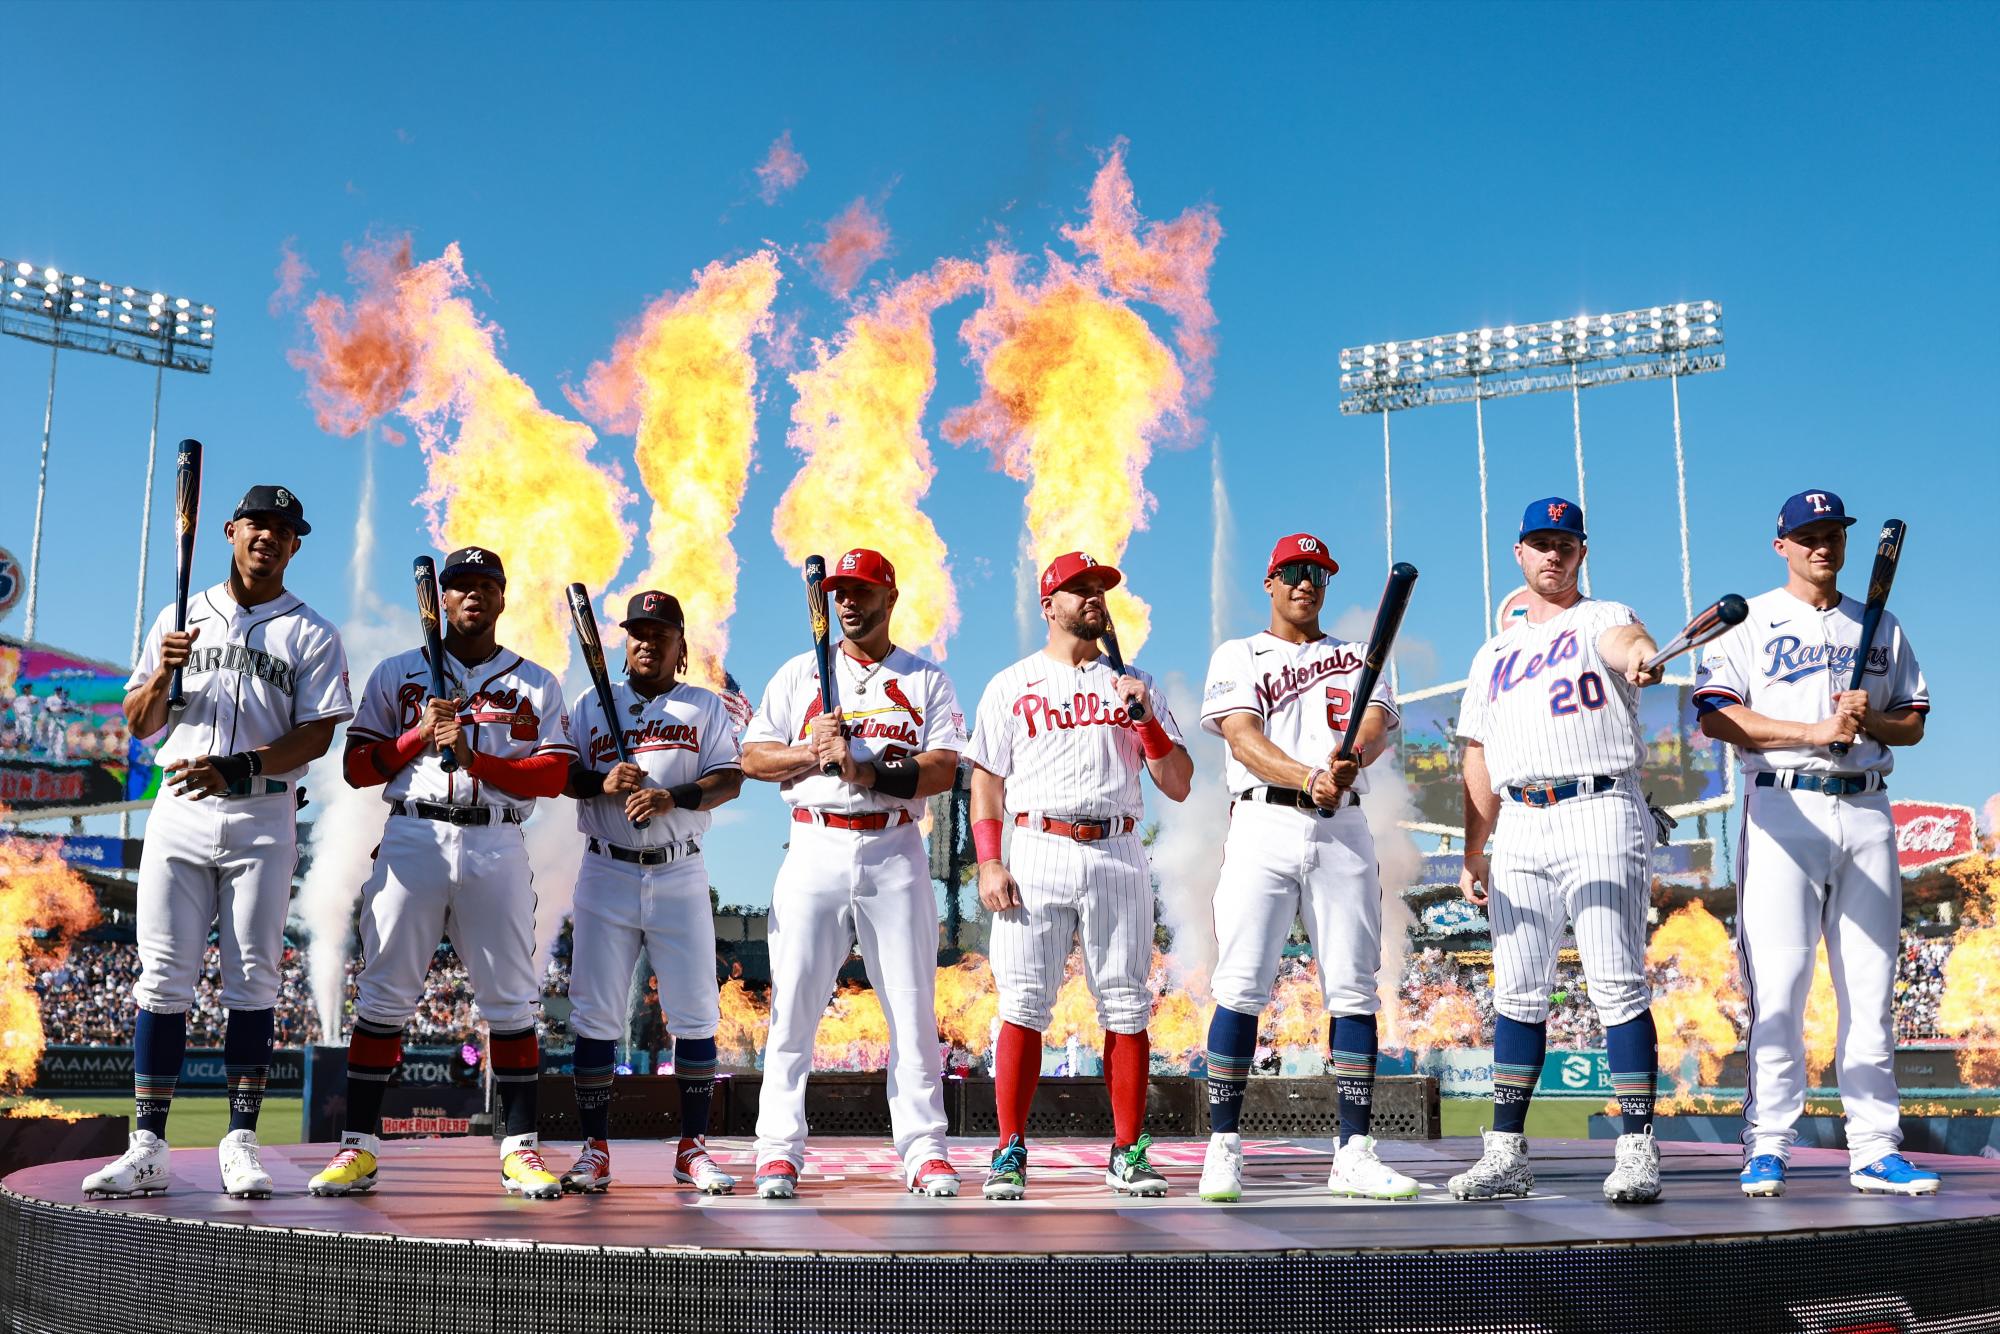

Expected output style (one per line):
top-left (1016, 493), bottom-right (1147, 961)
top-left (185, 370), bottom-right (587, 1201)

top-left (587, 835), bottom-right (699, 865)
top-left (1239, 786), bottom-right (1360, 815)
top-left (392, 800), bottom-right (523, 826)
top-left (1754, 771), bottom-right (1883, 796)
top-left (1506, 776), bottom-right (1617, 808)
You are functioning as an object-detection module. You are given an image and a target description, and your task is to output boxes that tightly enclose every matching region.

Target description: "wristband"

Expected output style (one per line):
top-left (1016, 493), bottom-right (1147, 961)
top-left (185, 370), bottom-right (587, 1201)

top-left (1302, 767), bottom-right (1324, 801)
top-left (667, 782), bottom-right (704, 811)
top-left (972, 818), bottom-right (1003, 864)
top-left (871, 756), bottom-right (921, 799)
top-left (1137, 716), bottom-right (1174, 760)
top-left (211, 752), bottom-right (257, 790)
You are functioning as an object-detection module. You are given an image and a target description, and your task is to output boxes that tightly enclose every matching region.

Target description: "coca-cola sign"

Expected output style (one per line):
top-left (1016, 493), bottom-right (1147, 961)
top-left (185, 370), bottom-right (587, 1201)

top-left (1893, 801), bottom-right (1978, 873)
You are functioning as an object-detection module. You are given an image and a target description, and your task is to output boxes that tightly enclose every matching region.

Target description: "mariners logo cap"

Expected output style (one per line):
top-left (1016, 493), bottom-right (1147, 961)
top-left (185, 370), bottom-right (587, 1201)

top-left (823, 548), bottom-right (896, 591)
top-left (230, 484), bottom-right (311, 535)
top-left (1266, 533), bottom-right (1338, 577)
top-left (621, 589), bottom-right (684, 629)
top-left (439, 546), bottom-right (505, 589)
top-left (1777, 489), bottom-right (1857, 539)
top-left (1520, 496), bottom-right (1586, 541)
top-left (1039, 551), bottom-right (1122, 598)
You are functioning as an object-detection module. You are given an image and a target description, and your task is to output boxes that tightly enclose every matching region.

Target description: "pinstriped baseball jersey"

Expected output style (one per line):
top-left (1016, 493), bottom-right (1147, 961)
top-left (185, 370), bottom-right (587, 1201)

top-left (963, 652), bottom-right (1184, 820)
top-left (1457, 599), bottom-right (1643, 789)
top-left (1199, 632), bottom-right (1398, 794)
top-left (570, 679), bottom-right (743, 845)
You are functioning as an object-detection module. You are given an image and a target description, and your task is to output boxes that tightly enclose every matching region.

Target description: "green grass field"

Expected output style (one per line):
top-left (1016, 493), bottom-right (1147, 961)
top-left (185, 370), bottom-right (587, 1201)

top-left (9, 1096), bottom-right (307, 1149)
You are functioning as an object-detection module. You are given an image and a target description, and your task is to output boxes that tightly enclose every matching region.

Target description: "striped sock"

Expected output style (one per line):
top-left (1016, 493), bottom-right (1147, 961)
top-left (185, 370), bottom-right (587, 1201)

top-left (1605, 1011), bottom-right (1658, 1135)
top-left (133, 1008), bottom-right (187, 1137)
top-left (1492, 1015), bottom-right (1547, 1135)
top-left (1205, 1005), bottom-right (1259, 1135)
top-left (673, 1036), bottom-right (719, 1143)
top-left (344, 1019), bottom-right (404, 1136)
top-left (490, 1027), bottom-right (541, 1138)
top-left (572, 1037), bottom-right (616, 1142)
top-left (1328, 1014), bottom-right (1377, 1146)
top-left (222, 1008), bottom-right (276, 1133)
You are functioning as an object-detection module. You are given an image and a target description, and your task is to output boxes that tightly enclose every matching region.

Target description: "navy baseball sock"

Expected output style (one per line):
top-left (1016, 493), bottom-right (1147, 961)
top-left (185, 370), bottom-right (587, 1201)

top-left (222, 1007), bottom-right (276, 1133)
top-left (133, 1008), bottom-right (187, 1137)
top-left (344, 1019), bottom-right (404, 1137)
top-left (674, 1036), bottom-right (719, 1144)
top-left (1605, 1011), bottom-right (1658, 1135)
top-left (490, 1027), bottom-right (542, 1138)
top-left (1205, 1005), bottom-right (1260, 1135)
top-left (1492, 1015), bottom-right (1547, 1135)
top-left (1329, 1014), bottom-right (1377, 1146)
top-left (572, 1037), bottom-right (616, 1142)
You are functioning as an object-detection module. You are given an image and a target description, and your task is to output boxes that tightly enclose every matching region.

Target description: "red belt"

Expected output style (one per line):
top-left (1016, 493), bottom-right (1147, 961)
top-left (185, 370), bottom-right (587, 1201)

top-left (1014, 813), bottom-right (1136, 842)
top-left (793, 808), bottom-right (913, 831)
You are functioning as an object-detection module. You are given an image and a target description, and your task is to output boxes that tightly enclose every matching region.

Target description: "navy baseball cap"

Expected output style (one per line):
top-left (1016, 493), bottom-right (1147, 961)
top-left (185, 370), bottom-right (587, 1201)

top-left (439, 546), bottom-right (505, 588)
top-left (1520, 496), bottom-right (1585, 541)
top-left (1777, 489), bottom-right (1858, 539)
top-left (231, 484), bottom-right (311, 535)
top-left (621, 589), bottom-right (684, 629)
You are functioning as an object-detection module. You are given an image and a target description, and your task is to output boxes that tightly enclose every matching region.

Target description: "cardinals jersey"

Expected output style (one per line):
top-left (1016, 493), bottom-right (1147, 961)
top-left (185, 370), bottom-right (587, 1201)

top-left (570, 679), bottom-right (743, 844)
top-left (1201, 631), bottom-right (1399, 795)
top-left (1457, 598), bottom-right (1643, 790)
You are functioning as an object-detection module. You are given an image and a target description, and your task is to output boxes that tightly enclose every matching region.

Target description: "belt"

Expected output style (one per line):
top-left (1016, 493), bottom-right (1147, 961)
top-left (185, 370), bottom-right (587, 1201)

top-left (792, 808), bottom-right (913, 831)
top-left (392, 800), bottom-right (524, 826)
top-left (223, 777), bottom-right (290, 798)
top-left (1506, 775), bottom-right (1618, 808)
top-left (1014, 813), bottom-right (1137, 842)
top-left (587, 835), bottom-right (699, 865)
top-left (1239, 785), bottom-right (1359, 815)
top-left (1754, 771), bottom-right (1884, 796)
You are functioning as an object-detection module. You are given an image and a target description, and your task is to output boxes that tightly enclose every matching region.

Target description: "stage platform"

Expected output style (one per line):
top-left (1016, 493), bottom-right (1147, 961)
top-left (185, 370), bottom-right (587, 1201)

top-left (6, 1136), bottom-right (2000, 1332)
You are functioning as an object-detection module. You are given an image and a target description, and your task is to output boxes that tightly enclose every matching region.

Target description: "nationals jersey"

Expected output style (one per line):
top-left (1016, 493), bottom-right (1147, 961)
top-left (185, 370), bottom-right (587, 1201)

top-left (964, 652), bottom-right (1185, 820)
top-left (1692, 587), bottom-right (1928, 776)
top-left (347, 644), bottom-right (573, 813)
top-left (1457, 598), bottom-right (1643, 790)
top-left (130, 583), bottom-right (353, 782)
top-left (1201, 631), bottom-right (1399, 795)
top-left (742, 646), bottom-right (967, 818)
top-left (571, 678), bottom-right (743, 845)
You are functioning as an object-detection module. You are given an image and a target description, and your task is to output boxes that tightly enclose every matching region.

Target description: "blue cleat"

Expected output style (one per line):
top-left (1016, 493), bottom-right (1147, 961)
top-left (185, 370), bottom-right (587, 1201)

top-left (1850, 1153), bottom-right (1941, 1196)
top-left (1739, 1154), bottom-right (1786, 1198)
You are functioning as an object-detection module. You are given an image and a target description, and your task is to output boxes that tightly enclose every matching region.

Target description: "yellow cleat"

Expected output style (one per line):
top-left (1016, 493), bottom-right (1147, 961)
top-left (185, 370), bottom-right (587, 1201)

top-left (501, 1134), bottom-right (562, 1200)
top-left (309, 1132), bottom-right (381, 1196)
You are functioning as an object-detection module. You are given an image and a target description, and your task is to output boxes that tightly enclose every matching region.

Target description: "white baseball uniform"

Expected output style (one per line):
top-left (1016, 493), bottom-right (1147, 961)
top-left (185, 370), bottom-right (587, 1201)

top-left (567, 678), bottom-right (742, 1043)
top-left (964, 652), bottom-right (1184, 1034)
top-left (1200, 631), bottom-right (1397, 1017)
top-left (743, 646), bottom-right (967, 1178)
top-left (345, 645), bottom-right (573, 1033)
top-left (1457, 598), bottom-right (1651, 1028)
top-left (130, 585), bottom-right (352, 1013)
top-left (1693, 587), bottom-right (1928, 1168)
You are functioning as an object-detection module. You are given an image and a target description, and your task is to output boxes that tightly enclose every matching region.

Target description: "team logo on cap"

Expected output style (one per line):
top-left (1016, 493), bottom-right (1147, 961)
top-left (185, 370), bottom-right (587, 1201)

top-left (1805, 492), bottom-right (1831, 514)
top-left (1296, 537), bottom-right (1320, 553)
top-left (644, 593), bottom-right (662, 611)
top-left (1546, 501), bottom-right (1569, 524)
top-left (465, 550), bottom-right (486, 563)
top-left (275, 488), bottom-right (293, 508)
top-left (840, 553), bottom-right (859, 572)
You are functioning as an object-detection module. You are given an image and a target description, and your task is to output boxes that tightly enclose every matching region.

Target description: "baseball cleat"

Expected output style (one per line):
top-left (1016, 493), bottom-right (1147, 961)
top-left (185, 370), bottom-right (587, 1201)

top-left (673, 1139), bottom-right (736, 1195)
top-left (82, 1130), bottom-right (171, 1198)
top-left (308, 1132), bottom-right (380, 1197)
top-left (1739, 1154), bottom-right (1786, 1198)
top-left (1198, 1132), bottom-right (1245, 1202)
top-left (1106, 1134), bottom-right (1169, 1197)
top-left (755, 1160), bottom-right (798, 1199)
top-left (500, 1134), bottom-right (562, 1200)
top-left (1602, 1130), bottom-right (1662, 1204)
top-left (909, 1158), bottom-right (961, 1197)
top-left (561, 1138), bottom-right (613, 1194)
top-left (982, 1135), bottom-right (1028, 1201)
top-left (1851, 1153), bottom-right (1941, 1195)
top-left (1448, 1129), bottom-right (1534, 1201)
top-left (218, 1129), bottom-right (274, 1199)
top-left (1327, 1134), bottom-right (1420, 1200)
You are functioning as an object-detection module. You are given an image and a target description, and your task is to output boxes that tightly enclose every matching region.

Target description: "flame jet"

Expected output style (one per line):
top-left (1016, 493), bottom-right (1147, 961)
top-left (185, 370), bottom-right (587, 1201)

top-left (0, 815), bottom-right (99, 1092)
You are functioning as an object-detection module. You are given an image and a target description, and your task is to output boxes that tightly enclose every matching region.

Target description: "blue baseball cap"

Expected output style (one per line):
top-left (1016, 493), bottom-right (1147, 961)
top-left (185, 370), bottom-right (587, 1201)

top-left (1520, 496), bottom-right (1585, 540)
top-left (1776, 489), bottom-right (1858, 539)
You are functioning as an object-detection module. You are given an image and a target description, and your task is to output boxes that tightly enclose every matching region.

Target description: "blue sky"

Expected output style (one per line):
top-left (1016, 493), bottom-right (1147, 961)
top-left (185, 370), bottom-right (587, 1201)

top-left (4, 0), bottom-right (1995, 905)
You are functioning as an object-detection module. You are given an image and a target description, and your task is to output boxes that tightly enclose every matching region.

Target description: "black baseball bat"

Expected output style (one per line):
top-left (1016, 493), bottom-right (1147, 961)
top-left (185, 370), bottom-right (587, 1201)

top-left (1641, 593), bottom-right (1750, 673)
top-left (805, 555), bottom-right (840, 776)
top-left (1829, 519), bottom-right (1906, 757)
top-left (567, 582), bottom-right (646, 827)
top-left (167, 439), bottom-right (202, 710)
top-left (1334, 562), bottom-right (1419, 762)
top-left (1098, 620), bottom-right (1149, 723)
top-left (412, 557), bottom-right (458, 774)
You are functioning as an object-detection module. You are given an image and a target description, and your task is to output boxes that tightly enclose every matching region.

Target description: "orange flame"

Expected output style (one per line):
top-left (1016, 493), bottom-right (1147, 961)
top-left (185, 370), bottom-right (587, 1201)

top-left (1396, 962), bottom-right (1486, 1054)
top-left (1935, 854), bottom-right (2000, 1085)
top-left (1802, 942), bottom-right (1840, 1085)
top-left (0, 818), bottom-right (100, 1093)
top-left (810, 198), bottom-right (891, 298)
top-left (1645, 901), bottom-right (1746, 1096)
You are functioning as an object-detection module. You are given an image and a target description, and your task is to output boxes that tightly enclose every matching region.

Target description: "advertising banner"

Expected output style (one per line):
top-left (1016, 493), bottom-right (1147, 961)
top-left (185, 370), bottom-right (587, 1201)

top-left (0, 633), bottom-right (158, 811)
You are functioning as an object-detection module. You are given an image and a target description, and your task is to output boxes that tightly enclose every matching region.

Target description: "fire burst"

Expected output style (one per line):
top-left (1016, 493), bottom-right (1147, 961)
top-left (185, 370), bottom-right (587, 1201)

top-left (1935, 854), bottom-right (2000, 1084)
top-left (0, 818), bottom-right (99, 1094)
top-left (1646, 901), bottom-right (1745, 1098)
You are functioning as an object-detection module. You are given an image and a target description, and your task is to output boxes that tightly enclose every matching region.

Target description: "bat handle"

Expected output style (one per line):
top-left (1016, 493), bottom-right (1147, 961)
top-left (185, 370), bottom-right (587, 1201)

top-left (440, 751), bottom-right (459, 774)
top-left (1828, 741), bottom-right (1851, 757)
top-left (168, 670), bottom-right (186, 711)
top-left (1126, 696), bottom-right (1149, 724)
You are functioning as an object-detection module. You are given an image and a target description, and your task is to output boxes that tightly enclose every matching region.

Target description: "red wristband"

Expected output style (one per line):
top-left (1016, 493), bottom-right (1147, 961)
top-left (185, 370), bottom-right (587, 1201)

top-left (1138, 716), bottom-right (1174, 760)
top-left (972, 818), bottom-right (1003, 863)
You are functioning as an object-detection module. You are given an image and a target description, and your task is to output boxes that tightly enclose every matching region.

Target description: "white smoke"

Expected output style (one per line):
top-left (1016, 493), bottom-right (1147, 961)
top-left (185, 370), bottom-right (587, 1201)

top-left (1151, 674), bottom-right (1227, 984)
top-left (1013, 520), bottom-right (1038, 655)
top-left (1209, 437), bottom-right (1236, 648)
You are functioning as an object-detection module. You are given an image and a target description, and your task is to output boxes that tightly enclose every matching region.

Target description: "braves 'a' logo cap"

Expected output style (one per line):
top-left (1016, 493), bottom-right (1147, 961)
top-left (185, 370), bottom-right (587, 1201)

top-left (440, 546), bottom-right (506, 589)
top-left (231, 484), bottom-right (313, 535)
top-left (1776, 488), bottom-right (1857, 539)
top-left (1519, 496), bottom-right (1586, 541)
top-left (824, 548), bottom-right (896, 592)
top-left (1039, 550), bottom-right (1123, 598)
top-left (621, 589), bottom-right (684, 629)
top-left (1265, 532), bottom-right (1339, 577)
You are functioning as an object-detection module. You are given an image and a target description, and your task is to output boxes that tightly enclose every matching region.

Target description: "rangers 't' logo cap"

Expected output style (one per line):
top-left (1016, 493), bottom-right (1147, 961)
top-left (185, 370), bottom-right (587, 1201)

top-left (439, 546), bottom-right (506, 589)
top-left (823, 548), bottom-right (896, 591)
top-left (1266, 533), bottom-right (1339, 577)
top-left (620, 589), bottom-right (685, 629)
top-left (1519, 496), bottom-right (1586, 541)
top-left (1039, 551), bottom-right (1123, 598)
top-left (230, 484), bottom-right (312, 535)
top-left (1776, 489), bottom-right (1856, 539)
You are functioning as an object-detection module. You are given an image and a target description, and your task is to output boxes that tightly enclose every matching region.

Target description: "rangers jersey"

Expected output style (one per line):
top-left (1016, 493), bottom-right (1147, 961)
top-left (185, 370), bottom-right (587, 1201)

top-left (570, 678), bottom-right (743, 845)
top-left (1456, 598), bottom-right (1643, 790)
top-left (1201, 631), bottom-right (1399, 795)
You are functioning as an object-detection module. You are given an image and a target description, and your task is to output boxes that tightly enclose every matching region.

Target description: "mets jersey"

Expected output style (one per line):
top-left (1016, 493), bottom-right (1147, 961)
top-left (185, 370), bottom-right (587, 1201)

top-left (1457, 599), bottom-right (1643, 790)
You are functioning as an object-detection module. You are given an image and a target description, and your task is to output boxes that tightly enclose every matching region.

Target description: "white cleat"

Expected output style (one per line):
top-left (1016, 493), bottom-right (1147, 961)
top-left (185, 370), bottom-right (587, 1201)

top-left (673, 1141), bottom-right (737, 1195)
top-left (218, 1129), bottom-right (274, 1199)
top-left (1198, 1132), bottom-right (1245, 1203)
top-left (1327, 1134), bottom-right (1420, 1201)
top-left (1448, 1129), bottom-right (1535, 1201)
top-left (82, 1130), bottom-right (170, 1198)
top-left (1602, 1130), bottom-right (1663, 1204)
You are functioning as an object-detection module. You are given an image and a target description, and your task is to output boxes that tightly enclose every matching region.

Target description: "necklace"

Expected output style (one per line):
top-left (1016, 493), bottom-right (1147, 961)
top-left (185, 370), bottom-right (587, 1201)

top-left (845, 653), bottom-right (887, 696)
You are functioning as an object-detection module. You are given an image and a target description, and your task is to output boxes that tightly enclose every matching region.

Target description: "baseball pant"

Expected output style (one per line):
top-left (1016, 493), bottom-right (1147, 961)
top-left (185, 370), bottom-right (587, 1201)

top-left (990, 826), bottom-right (1152, 1034)
top-left (1736, 786), bottom-right (1900, 1169)
top-left (134, 791), bottom-right (297, 1013)
top-left (1489, 780), bottom-right (1651, 1028)
top-left (353, 814), bottom-right (541, 1033)
top-left (753, 820), bottom-right (947, 1179)
top-left (568, 850), bottom-right (720, 1042)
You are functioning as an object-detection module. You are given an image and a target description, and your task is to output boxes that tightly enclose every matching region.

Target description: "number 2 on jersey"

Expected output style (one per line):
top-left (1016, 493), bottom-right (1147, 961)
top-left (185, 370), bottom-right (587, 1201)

top-left (1325, 686), bottom-right (1353, 734)
top-left (1548, 671), bottom-right (1606, 716)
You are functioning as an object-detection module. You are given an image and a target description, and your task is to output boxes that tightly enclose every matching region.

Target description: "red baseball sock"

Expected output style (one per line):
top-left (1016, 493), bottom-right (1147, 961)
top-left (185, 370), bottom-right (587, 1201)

top-left (1104, 1028), bottom-right (1151, 1147)
top-left (995, 1022), bottom-right (1043, 1144)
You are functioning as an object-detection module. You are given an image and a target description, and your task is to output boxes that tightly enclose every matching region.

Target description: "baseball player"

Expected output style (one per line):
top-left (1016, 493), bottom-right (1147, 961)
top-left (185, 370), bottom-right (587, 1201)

top-left (558, 590), bottom-right (743, 1195)
top-left (1694, 489), bottom-right (1937, 1197)
top-left (739, 548), bottom-right (968, 1199)
top-left (966, 552), bottom-right (1192, 1200)
top-left (1197, 533), bottom-right (1416, 1204)
top-left (1450, 498), bottom-right (1666, 1204)
top-left (85, 485), bottom-right (351, 1200)
top-left (308, 546), bottom-right (575, 1200)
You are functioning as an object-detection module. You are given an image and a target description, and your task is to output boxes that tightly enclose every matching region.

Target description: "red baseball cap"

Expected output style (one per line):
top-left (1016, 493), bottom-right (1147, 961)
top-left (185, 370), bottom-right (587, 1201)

top-left (823, 548), bottom-right (897, 591)
top-left (1039, 551), bottom-right (1123, 598)
top-left (1266, 533), bottom-right (1339, 577)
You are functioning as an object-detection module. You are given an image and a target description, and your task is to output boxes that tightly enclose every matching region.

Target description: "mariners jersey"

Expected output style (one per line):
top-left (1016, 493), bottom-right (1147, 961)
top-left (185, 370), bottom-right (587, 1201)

top-left (742, 646), bottom-right (967, 818)
top-left (1200, 631), bottom-right (1399, 795)
top-left (129, 583), bottom-right (352, 782)
top-left (348, 644), bottom-right (573, 813)
top-left (1456, 598), bottom-right (1643, 790)
top-left (1692, 587), bottom-right (1928, 776)
top-left (964, 652), bottom-right (1185, 820)
top-left (570, 678), bottom-right (743, 845)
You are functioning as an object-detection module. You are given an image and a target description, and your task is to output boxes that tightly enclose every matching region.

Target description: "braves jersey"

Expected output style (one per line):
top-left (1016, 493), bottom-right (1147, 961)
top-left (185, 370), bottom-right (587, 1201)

top-left (570, 678), bottom-right (743, 844)
top-left (1692, 587), bottom-right (1928, 776)
top-left (1200, 631), bottom-right (1399, 795)
top-left (347, 644), bottom-right (573, 813)
top-left (742, 646), bottom-right (967, 818)
top-left (129, 583), bottom-right (352, 782)
top-left (964, 652), bottom-right (1185, 820)
top-left (1456, 598), bottom-right (1643, 790)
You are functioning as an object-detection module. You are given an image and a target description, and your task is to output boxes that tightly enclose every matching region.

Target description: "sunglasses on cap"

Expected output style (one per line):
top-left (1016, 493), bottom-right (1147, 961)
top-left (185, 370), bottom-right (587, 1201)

top-left (1273, 561), bottom-right (1330, 589)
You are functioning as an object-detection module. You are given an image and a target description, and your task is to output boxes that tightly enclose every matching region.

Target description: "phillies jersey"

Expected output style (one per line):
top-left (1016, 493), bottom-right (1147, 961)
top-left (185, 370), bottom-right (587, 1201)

top-left (1692, 587), bottom-right (1928, 776)
top-left (742, 645), bottom-right (967, 818)
top-left (964, 652), bottom-right (1185, 820)
top-left (347, 644), bottom-right (573, 813)
top-left (129, 583), bottom-right (353, 781)
top-left (1200, 631), bottom-right (1399, 795)
top-left (1456, 598), bottom-right (1643, 790)
top-left (570, 678), bottom-right (743, 845)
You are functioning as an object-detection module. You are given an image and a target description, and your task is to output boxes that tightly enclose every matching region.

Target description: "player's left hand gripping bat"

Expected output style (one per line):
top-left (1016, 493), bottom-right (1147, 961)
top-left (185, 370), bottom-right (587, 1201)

top-left (567, 582), bottom-right (646, 827)
top-left (167, 438), bottom-right (203, 711)
top-left (1333, 562), bottom-right (1420, 764)
top-left (1829, 518), bottom-right (1907, 757)
top-left (1640, 593), bottom-right (1750, 674)
top-left (1099, 619), bottom-right (1149, 724)
top-left (412, 557), bottom-right (458, 775)
top-left (804, 555), bottom-right (841, 777)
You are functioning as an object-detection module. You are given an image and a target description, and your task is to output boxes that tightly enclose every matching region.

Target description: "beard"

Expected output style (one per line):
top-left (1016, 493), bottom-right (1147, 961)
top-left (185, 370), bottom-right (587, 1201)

top-left (1053, 606), bottom-right (1105, 642)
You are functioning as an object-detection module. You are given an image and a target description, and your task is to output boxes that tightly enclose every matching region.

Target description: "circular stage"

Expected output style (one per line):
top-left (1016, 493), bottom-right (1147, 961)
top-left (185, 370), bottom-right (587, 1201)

top-left (5, 1136), bottom-right (1998, 1333)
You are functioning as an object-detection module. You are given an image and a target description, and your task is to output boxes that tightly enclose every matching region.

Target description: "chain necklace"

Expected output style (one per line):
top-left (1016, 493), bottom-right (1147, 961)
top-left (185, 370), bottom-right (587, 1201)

top-left (844, 652), bottom-right (887, 696)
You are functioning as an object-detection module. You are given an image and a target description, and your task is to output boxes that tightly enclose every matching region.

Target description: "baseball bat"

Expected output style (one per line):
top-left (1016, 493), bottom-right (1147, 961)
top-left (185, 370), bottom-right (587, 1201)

top-left (804, 555), bottom-right (840, 776)
top-left (566, 582), bottom-right (646, 827)
top-left (1334, 562), bottom-right (1420, 763)
top-left (1829, 518), bottom-right (1906, 757)
top-left (1640, 593), bottom-right (1749, 673)
top-left (1098, 621), bottom-right (1149, 723)
top-left (412, 557), bottom-right (458, 775)
top-left (167, 439), bottom-right (202, 710)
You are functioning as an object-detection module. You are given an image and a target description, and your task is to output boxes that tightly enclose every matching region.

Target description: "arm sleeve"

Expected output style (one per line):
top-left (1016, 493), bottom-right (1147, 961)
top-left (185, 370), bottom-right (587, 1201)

top-left (292, 626), bottom-right (355, 726)
top-left (1883, 615), bottom-right (1929, 714)
top-left (345, 727), bottom-right (427, 788)
top-left (1692, 626), bottom-right (1752, 714)
top-left (466, 749), bottom-right (569, 798)
top-left (919, 669), bottom-right (968, 753)
top-left (698, 692), bottom-right (744, 775)
top-left (741, 661), bottom-right (795, 747)
top-left (961, 676), bottom-right (1013, 777)
top-left (1199, 640), bottom-right (1261, 736)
